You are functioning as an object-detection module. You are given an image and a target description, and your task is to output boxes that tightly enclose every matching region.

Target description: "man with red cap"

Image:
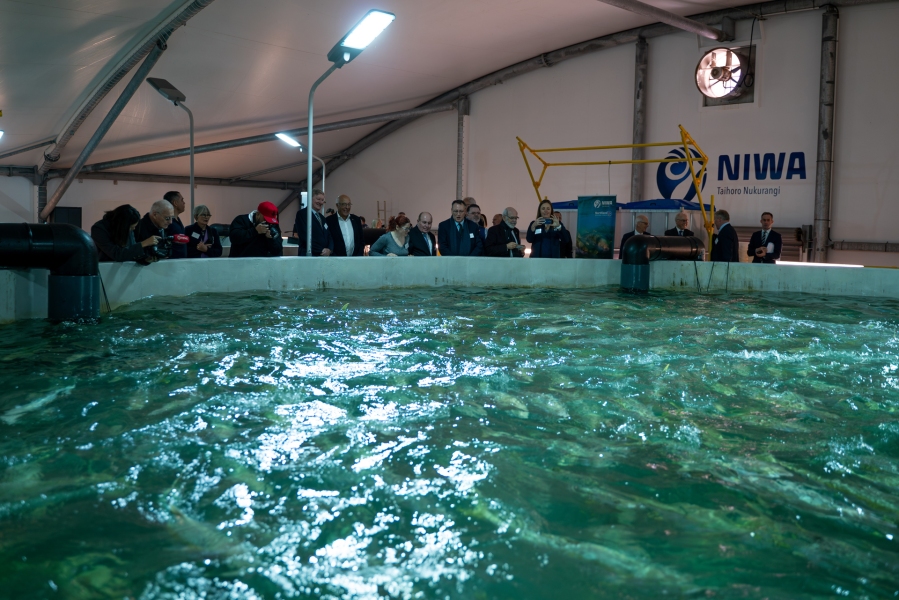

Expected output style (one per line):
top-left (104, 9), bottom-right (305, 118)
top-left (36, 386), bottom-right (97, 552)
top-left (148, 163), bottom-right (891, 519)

top-left (229, 201), bottom-right (283, 258)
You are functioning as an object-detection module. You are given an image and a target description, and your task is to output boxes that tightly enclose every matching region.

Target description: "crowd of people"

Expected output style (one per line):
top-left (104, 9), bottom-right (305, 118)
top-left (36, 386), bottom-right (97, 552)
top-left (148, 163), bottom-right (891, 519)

top-left (90, 188), bottom-right (782, 265)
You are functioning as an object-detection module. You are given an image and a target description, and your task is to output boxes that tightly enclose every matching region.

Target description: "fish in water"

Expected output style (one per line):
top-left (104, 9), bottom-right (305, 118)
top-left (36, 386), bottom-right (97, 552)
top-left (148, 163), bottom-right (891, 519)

top-left (1, 384), bottom-right (76, 425)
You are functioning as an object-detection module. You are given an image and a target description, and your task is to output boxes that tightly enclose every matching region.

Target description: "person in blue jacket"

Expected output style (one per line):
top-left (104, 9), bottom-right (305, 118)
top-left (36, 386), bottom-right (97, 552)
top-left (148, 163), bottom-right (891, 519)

top-left (526, 199), bottom-right (570, 258)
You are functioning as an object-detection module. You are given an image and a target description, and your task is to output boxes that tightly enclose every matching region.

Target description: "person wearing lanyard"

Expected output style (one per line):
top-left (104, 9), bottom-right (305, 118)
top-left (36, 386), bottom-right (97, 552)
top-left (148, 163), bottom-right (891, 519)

top-left (185, 205), bottom-right (223, 258)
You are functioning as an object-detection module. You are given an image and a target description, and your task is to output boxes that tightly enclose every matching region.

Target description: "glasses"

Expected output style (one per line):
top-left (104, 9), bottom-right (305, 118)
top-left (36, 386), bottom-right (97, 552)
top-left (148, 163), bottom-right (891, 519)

top-left (507, 216), bottom-right (519, 220)
top-left (199, 213), bottom-right (211, 218)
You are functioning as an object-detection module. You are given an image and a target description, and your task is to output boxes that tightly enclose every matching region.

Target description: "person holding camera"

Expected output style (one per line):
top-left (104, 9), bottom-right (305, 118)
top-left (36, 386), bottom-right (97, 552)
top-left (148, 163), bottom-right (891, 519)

top-left (134, 199), bottom-right (176, 262)
top-left (229, 201), bottom-right (283, 258)
top-left (526, 199), bottom-right (569, 258)
top-left (485, 207), bottom-right (525, 258)
top-left (185, 204), bottom-right (223, 258)
top-left (91, 204), bottom-right (160, 263)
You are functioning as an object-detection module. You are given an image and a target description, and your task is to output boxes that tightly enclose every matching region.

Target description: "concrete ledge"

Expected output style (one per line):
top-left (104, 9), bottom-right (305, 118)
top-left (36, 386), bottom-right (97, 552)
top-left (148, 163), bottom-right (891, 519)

top-left (3, 258), bottom-right (898, 323)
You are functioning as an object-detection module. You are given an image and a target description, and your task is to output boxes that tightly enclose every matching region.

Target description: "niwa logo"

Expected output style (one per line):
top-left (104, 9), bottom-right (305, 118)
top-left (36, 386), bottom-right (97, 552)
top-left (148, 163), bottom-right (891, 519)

top-left (656, 147), bottom-right (707, 201)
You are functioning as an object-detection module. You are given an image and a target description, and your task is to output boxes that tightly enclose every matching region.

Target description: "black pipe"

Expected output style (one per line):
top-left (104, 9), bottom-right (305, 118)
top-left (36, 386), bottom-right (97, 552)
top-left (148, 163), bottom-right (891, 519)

top-left (620, 235), bottom-right (704, 292)
top-left (0, 223), bottom-right (100, 321)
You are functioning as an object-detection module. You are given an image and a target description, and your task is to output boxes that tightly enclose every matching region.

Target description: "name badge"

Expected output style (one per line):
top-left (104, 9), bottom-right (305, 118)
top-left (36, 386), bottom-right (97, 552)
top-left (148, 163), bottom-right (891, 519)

top-left (535, 228), bottom-right (543, 235)
top-left (191, 232), bottom-right (200, 239)
top-left (469, 233), bottom-right (474, 239)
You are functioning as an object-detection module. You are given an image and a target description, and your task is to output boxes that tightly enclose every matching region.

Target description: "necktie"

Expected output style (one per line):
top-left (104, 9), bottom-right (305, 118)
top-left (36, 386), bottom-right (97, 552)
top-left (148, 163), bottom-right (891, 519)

top-left (761, 230), bottom-right (768, 245)
top-left (679, 230), bottom-right (683, 236)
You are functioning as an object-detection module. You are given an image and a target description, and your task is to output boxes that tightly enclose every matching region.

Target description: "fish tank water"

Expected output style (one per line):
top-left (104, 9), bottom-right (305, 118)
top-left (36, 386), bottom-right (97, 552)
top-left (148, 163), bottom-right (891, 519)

top-left (0, 287), bottom-right (897, 599)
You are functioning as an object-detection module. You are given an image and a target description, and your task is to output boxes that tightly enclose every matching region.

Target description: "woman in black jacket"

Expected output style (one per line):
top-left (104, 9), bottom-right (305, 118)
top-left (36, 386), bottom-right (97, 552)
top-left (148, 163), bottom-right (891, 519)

top-left (184, 205), bottom-right (223, 258)
top-left (91, 204), bottom-right (158, 262)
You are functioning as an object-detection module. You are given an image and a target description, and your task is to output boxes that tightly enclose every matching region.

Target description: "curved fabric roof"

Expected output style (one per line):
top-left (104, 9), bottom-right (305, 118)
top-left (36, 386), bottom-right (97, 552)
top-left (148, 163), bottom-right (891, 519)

top-left (0, 0), bottom-right (749, 182)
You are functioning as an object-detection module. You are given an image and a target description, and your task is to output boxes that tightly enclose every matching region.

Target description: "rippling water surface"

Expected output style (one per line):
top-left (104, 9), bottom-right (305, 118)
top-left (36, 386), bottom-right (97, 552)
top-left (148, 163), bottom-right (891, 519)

top-left (1, 287), bottom-right (898, 599)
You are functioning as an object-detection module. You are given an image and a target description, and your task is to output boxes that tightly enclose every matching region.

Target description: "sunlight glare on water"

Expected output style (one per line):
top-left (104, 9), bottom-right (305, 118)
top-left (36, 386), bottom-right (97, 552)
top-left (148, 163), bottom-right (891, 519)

top-left (0, 287), bottom-right (898, 599)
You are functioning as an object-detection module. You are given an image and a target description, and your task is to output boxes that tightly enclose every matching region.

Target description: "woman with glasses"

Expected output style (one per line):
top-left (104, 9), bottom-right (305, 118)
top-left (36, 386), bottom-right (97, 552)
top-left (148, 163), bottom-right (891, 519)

top-left (185, 205), bottom-right (223, 258)
top-left (369, 215), bottom-right (412, 256)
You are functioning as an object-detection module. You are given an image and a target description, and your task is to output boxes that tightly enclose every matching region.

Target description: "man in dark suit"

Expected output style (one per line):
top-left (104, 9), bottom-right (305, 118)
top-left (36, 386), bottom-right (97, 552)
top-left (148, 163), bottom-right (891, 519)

top-left (163, 191), bottom-right (188, 259)
top-left (292, 188), bottom-right (333, 256)
top-left (325, 194), bottom-right (364, 256)
top-left (485, 207), bottom-right (525, 257)
top-left (408, 212), bottom-right (437, 256)
top-left (747, 211), bottom-right (783, 264)
top-left (664, 211), bottom-right (694, 237)
top-left (710, 209), bottom-right (740, 262)
top-left (620, 214), bottom-right (650, 251)
top-left (438, 200), bottom-right (483, 256)
top-left (467, 203), bottom-right (487, 242)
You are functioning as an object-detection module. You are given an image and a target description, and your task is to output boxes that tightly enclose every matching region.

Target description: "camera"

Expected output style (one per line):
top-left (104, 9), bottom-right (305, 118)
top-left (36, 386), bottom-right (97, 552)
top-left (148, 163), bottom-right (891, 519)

top-left (145, 232), bottom-right (173, 259)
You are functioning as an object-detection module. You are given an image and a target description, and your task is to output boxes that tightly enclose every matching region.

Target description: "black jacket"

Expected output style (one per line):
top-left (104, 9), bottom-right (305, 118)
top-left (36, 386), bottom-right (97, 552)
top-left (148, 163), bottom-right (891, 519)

top-left (229, 214), bottom-right (283, 258)
top-left (293, 208), bottom-right (334, 256)
top-left (184, 223), bottom-right (223, 258)
top-left (134, 213), bottom-right (164, 245)
top-left (408, 227), bottom-right (437, 256)
top-left (437, 218), bottom-right (483, 256)
top-left (325, 213), bottom-right (364, 256)
top-left (663, 227), bottom-right (695, 237)
top-left (485, 223), bottom-right (524, 257)
top-left (747, 229), bottom-right (783, 264)
top-left (90, 219), bottom-right (145, 263)
top-left (711, 223), bottom-right (740, 262)
top-left (166, 215), bottom-right (187, 259)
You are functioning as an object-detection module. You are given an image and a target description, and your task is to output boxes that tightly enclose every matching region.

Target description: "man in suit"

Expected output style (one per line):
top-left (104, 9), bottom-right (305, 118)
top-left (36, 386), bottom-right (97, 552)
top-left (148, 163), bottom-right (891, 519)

top-left (620, 214), bottom-right (650, 251)
top-left (325, 194), bottom-right (364, 256)
top-left (747, 211), bottom-right (782, 264)
top-left (293, 188), bottom-right (333, 256)
top-left (408, 212), bottom-right (437, 256)
top-left (711, 209), bottom-right (740, 262)
top-left (485, 207), bottom-right (524, 257)
top-left (664, 211), bottom-right (694, 237)
top-left (467, 203), bottom-right (487, 242)
top-left (438, 200), bottom-right (484, 256)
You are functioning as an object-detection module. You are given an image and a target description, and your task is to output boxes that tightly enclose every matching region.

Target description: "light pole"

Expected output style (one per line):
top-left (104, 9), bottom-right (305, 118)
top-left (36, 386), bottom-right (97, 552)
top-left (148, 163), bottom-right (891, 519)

top-left (275, 133), bottom-right (327, 193)
top-left (304, 9), bottom-right (395, 257)
top-left (147, 78), bottom-right (195, 216)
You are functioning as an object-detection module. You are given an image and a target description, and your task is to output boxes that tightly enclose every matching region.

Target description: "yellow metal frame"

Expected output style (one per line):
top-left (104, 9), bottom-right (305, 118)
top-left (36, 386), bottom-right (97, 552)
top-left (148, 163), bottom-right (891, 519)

top-left (517, 125), bottom-right (716, 239)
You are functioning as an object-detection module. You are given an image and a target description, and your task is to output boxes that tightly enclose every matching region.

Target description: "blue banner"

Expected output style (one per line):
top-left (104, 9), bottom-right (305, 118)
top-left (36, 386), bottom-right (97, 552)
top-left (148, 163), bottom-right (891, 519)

top-left (576, 196), bottom-right (617, 259)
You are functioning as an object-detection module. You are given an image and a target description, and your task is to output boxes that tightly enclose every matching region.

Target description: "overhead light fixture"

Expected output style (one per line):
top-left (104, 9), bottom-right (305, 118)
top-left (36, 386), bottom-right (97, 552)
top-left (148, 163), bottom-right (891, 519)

top-left (695, 47), bottom-right (748, 99)
top-left (147, 77), bottom-right (196, 215)
top-left (326, 10), bottom-right (395, 66)
top-left (303, 8), bottom-right (395, 256)
top-left (276, 133), bottom-right (303, 149)
top-left (0, 131), bottom-right (4, 141)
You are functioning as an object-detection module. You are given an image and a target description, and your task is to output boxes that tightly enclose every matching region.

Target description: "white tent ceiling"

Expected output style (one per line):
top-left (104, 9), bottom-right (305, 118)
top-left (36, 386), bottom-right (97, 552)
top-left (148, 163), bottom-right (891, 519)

top-left (0, 0), bottom-right (746, 183)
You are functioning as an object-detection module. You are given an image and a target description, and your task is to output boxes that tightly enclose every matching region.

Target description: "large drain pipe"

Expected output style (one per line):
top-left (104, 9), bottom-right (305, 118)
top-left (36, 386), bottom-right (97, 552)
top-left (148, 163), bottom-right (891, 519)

top-left (0, 224), bottom-right (100, 322)
top-left (620, 235), bottom-right (705, 292)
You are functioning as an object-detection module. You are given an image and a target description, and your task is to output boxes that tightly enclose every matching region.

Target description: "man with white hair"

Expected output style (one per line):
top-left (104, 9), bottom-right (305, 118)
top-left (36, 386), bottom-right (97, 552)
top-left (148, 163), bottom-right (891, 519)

top-left (485, 207), bottom-right (525, 257)
top-left (619, 214), bottom-right (650, 253)
top-left (664, 211), bottom-right (695, 237)
top-left (134, 199), bottom-right (175, 260)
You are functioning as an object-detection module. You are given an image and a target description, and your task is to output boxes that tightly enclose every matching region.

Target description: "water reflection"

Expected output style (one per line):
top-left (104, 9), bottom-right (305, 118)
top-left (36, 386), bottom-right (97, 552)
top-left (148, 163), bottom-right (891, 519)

top-left (0, 289), bottom-right (898, 598)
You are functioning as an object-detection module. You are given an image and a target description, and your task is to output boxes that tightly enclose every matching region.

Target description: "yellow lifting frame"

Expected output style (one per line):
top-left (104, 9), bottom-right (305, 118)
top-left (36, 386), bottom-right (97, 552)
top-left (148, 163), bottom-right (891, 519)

top-left (516, 125), bottom-right (716, 240)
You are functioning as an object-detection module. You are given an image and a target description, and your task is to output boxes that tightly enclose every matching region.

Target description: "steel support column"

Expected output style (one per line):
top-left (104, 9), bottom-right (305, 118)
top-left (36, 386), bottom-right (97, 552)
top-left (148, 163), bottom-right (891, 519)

top-left (40, 42), bottom-right (167, 221)
top-left (813, 5), bottom-right (839, 263)
top-left (456, 96), bottom-right (470, 200)
top-left (630, 37), bottom-right (648, 204)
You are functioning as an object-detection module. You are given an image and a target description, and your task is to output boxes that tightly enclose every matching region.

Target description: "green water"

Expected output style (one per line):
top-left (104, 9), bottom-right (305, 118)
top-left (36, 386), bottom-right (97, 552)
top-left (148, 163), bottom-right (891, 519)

top-left (1, 287), bottom-right (898, 599)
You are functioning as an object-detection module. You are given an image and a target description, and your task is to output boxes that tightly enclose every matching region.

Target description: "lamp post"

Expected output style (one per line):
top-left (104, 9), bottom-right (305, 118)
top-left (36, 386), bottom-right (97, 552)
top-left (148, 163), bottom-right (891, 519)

top-left (304, 9), bottom-right (395, 257)
top-left (147, 78), bottom-right (195, 216)
top-left (275, 133), bottom-right (327, 193)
